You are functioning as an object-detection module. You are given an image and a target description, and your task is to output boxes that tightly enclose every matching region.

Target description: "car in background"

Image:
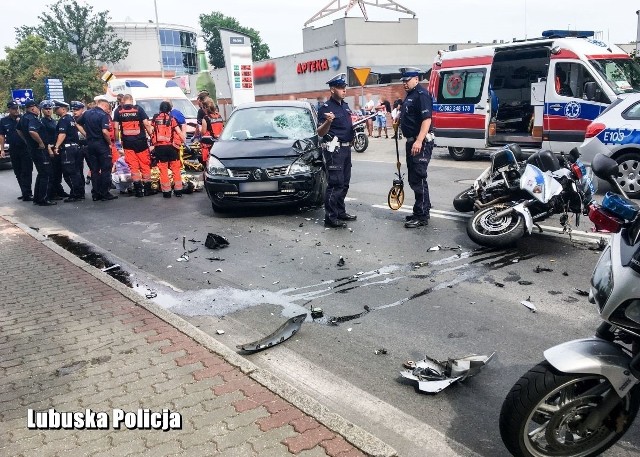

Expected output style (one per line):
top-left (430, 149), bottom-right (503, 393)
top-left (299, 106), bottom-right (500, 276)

top-left (580, 94), bottom-right (640, 199)
top-left (204, 100), bottom-right (326, 212)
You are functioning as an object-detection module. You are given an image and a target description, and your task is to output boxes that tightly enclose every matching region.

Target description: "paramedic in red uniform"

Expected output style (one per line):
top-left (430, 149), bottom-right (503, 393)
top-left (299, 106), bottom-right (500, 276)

top-left (200, 97), bottom-right (224, 164)
top-left (151, 101), bottom-right (186, 198)
top-left (113, 94), bottom-right (154, 197)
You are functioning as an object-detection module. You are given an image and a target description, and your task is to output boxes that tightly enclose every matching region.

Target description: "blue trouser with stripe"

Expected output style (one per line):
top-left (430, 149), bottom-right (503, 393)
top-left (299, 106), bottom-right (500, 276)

top-left (323, 145), bottom-right (351, 222)
top-left (406, 139), bottom-right (433, 220)
top-left (30, 147), bottom-right (53, 203)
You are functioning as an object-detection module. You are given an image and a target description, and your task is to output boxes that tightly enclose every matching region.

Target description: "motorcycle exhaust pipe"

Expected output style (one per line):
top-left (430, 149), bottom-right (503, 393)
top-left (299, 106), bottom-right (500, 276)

top-left (473, 195), bottom-right (510, 210)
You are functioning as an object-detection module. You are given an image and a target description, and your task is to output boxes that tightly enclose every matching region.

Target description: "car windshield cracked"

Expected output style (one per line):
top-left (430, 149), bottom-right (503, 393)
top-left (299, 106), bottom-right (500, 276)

top-left (221, 106), bottom-right (315, 142)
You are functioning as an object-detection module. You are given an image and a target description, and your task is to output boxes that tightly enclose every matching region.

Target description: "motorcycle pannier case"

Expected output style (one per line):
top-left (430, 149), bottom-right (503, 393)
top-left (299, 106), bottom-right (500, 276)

top-left (526, 150), bottom-right (561, 172)
top-left (602, 192), bottom-right (639, 221)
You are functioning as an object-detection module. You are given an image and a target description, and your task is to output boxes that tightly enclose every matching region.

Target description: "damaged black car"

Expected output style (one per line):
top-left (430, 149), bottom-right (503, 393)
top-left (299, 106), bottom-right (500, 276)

top-left (204, 101), bottom-right (326, 212)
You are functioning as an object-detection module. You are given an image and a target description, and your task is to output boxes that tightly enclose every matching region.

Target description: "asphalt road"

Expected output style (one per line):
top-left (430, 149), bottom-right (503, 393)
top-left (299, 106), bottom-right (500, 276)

top-left (1, 141), bottom-right (638, 457)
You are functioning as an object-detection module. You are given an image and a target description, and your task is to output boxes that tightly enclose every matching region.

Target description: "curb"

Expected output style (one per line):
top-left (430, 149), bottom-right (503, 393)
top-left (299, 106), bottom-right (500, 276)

top-left (4, 215), bottom-right (397, 457)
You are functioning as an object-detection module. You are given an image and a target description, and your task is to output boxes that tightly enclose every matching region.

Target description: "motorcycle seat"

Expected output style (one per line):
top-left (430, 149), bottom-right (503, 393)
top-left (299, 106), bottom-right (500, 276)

top-left (526, 150), bottom-right (561, 172)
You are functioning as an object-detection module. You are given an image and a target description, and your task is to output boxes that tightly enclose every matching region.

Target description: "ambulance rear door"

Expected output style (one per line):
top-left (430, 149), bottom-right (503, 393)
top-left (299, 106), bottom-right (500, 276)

top-left (432, 60), bottom-right (492, 151)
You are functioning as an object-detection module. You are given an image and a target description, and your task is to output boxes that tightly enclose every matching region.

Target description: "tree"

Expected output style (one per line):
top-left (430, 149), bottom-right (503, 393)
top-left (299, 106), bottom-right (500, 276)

top-left (0, 35), bottom-right (105, 104)
top-left (16, 0), bottom-right (129, 65)
top-left (199, 12), bottom-right (270, 69)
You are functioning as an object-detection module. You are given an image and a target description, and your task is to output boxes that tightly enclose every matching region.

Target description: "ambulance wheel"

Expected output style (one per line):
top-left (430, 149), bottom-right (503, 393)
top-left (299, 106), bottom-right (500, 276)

top-left (448, 147), bottom-right (475, 161)
top-left (614, 152), bottom-right (640, 199)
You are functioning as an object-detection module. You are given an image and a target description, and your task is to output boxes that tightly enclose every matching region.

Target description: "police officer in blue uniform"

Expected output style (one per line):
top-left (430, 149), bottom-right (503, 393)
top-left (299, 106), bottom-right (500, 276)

top-left (40, 100), bottom-right (69, 200)
top-left (400, 67), bottom-right (434, 228)
top-left (53, 100), bottom-right (85, 202)
top-left (18, 100), bottom-right (56, 206)
top-left (76, 99), bottom-right (117, 201)
top-left (0, 101), bottom-right (32, 200)
top-left (71, 101), bottom-right (89, 184)
top-left (317, 73), bottom-right (357, 228)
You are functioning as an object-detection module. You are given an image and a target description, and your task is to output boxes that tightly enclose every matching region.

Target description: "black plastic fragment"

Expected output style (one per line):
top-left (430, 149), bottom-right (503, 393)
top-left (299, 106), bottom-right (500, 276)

top-left (205, 233), bottom-right (230, 249)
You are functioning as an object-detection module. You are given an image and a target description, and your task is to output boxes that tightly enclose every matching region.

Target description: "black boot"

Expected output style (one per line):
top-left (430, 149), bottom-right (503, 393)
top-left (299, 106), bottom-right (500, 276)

top-left (143, 182), bottom-right (154, 196)
top-left (174, 189), bottom-right (182, 198)
top-left (133, 182), bottom-right (144, 198)
top-left (163, 191), bottom-right (172, 198)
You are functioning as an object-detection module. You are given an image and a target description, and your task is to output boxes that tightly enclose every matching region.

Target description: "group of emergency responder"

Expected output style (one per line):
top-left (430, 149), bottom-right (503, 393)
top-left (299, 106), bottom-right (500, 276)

top-left (0, 90), bottom-right (224, 205)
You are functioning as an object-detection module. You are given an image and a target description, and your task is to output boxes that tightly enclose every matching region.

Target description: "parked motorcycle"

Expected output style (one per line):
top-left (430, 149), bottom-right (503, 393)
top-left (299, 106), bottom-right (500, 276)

top-left (351, 113), bottom-right (376, 153)
top-left (457, 145), bottom-right (596, 247)
top-left (499, 153), bottom-right (640, 457)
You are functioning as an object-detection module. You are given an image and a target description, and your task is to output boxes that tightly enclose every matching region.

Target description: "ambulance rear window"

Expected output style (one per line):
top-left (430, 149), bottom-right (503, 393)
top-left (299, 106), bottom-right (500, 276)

top-left (437, 69), bottom-right (486, 105)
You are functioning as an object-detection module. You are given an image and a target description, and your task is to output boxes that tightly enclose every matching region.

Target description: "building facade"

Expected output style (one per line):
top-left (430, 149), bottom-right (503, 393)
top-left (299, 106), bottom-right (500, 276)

top-left (109, 22), bottom-right (198, 77)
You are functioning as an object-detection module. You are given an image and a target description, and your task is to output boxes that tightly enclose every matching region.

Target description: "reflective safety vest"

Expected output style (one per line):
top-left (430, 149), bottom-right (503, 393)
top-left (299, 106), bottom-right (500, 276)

top-left (118, 105), bottom-right (143, 137)
top-left (152, 113), bottom-right (177, 146)
top-left (205, 114), bottom-right (224, 138)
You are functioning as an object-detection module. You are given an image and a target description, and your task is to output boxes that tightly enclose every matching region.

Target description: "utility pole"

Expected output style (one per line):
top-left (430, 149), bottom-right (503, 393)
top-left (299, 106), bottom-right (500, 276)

top-left (154, 0), bottom-right (165, 78)
top-left (636, 10), bottom-right (640, 54)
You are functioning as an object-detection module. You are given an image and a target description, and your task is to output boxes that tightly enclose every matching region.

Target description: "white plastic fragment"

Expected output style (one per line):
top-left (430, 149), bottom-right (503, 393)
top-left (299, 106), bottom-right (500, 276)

top-left (216, 329), bottom-right (225, 335)
top-left (521, 300), bottom-right (537, 312)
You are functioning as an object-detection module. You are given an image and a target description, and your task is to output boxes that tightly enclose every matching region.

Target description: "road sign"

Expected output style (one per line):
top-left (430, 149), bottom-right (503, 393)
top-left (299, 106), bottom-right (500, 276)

top-left (352, 68), bottom-right (371, 86)
top-left (45, 78), bottom-right (64, 101)
top-left (11, 89), bottom-right (33, 105)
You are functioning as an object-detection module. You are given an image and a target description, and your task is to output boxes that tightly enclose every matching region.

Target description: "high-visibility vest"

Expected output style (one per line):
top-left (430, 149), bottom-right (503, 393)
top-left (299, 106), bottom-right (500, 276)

top-left (205, 114), bottom-right (224, 138)
top-left (118, 105), bottom-right (143, 137)
top-left (152, 113), bottom-right (177, 146)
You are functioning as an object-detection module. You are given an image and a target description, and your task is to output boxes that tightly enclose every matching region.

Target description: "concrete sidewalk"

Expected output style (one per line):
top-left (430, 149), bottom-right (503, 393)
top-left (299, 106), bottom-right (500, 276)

top-left (0, 216), bottom-right (395, 457)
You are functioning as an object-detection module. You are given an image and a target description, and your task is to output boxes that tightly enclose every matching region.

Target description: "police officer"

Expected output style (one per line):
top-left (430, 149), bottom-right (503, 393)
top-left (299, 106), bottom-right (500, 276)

top-left (113, 94), bottom-right (154, 197)
top-left (76, 99), bottom-right (117, 201)
top-left (40, 100), bottom-right (69, 200)
top-left (0, 101), bottom-right (32, 200)
top-left (317, 73), bottom-right (357, 229)
top-left (17, 100), bottom-right (56, 206)
top-left (71, 101), bottom-right (89, 184)
top-left (53, 100), bottom-right (85, 202)
top-left (399, 67), bottom-right (434, 228)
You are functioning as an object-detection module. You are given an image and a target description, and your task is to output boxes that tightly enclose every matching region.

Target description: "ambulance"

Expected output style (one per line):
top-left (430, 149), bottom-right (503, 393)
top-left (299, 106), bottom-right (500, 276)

top-left (428, 30), bottom-right (640, 160)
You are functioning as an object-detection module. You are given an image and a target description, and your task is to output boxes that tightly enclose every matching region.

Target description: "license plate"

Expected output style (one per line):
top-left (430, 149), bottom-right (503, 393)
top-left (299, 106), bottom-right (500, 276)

top-left (239, 181), bottom-right (278, 193)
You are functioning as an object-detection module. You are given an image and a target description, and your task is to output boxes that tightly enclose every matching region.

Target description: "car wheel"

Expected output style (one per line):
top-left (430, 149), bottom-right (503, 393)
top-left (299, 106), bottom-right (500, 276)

top-left (614, 152), bottom-right (640, 199)
top-left (312, 169), bottom-right (327, 207)
top-left (448, 147), bottom-right (475, 161)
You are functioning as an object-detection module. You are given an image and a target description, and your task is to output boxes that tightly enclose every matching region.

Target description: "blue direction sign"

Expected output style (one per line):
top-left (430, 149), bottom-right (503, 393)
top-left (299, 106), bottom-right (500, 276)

top-left (11, 89), bottom-right (33, 105)
top-left (45, 78), bottom-right (64, 101)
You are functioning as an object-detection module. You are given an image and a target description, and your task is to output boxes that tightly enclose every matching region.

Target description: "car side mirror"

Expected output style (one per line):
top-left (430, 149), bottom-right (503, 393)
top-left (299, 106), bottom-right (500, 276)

top-left (584, 82), bottom-right (597, 101)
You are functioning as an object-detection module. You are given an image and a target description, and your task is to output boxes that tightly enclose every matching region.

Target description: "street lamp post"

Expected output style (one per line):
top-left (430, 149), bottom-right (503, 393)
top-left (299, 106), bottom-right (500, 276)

top-left (154, 0), bottom-right (165, 78)
top-left (636, 10), bottom-right (640, 54)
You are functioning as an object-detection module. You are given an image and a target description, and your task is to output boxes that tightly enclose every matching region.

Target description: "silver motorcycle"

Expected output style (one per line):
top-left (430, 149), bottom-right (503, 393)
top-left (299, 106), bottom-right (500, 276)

top-left (499, 153), bottom-right (640, 457)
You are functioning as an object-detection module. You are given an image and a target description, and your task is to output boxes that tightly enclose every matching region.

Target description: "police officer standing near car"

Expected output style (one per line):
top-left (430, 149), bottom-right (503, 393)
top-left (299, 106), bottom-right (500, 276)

top-left (0, 101), bottom-right (32, 200)
top-left (400, 67), bottom-right (434, 228)
top-left (40, 100), bottom-right (69, 200)
top-left (76, 99), bottom-right (117, 201)
top-left (17, 100), bottom-right (56, 206)
top-left (53, 100), bottom-right (85, 202)
top-left (317, 73), bottom-right (357, 229)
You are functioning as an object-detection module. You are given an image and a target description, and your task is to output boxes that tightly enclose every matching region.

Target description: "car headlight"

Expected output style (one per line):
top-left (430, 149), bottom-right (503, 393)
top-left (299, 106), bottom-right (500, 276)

top-left (288, 159), bottom-right (311, 175)
top-left (207, 156), bottom-right (229, 176)
top-left (591, 246), bottom-right (613, 309)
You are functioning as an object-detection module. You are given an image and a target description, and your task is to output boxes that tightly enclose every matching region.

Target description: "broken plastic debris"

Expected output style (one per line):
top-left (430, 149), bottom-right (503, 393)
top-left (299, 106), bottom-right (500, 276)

top-left (521, 298), bottom-right (537, 312)
top-left (311, 307), bottom-right (324, 319)
top-left (534, 265), bottom-right (553, 273)
top-left (374, 348), bottom-right (388, 355)
top-left (347, 328), bottom-right (352, 332)
top-left (145, 290), bottom-right (157, 299)
top-left (272, 280), bottom-right (280, 285)
top-left (428, 245), bottom-right (441, 252)
top-left (177, 253), bottom-right (189, 262)
top-left (206, 257), bottom-right (225, 261)
top-left (216, 329), bottom-right (225, 335)
top-left (337, 256), bottom-right (345, 267)
top-left (400, 352), bottom-right (495, 394)
top-left (236, 313), bottom-right (306, 352)
top-left (574, 288), bottom-right (589, 297)
top-left (215, 268), bottom-right (223, 272)
top-left (205, 233), bottom-right (230, 250)
top-left (101, 264), bottom-right (120, 272)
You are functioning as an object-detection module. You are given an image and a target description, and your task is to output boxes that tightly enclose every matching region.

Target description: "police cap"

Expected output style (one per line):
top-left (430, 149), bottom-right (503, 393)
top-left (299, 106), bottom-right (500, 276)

top-left (7, 101), bottom-right (19, 109)
top-left (326, 73), bottom-right (347, 87)
top-left (39, 100), bottom-right (55, 109)
top-left (24, 100), bottom-right (38, 108)
top-left (53, 100), bottom-right (70, 109)
top-left (400, 67), bottom-right (422, 81)
top-left (70, 101), bottom-right (85, 110)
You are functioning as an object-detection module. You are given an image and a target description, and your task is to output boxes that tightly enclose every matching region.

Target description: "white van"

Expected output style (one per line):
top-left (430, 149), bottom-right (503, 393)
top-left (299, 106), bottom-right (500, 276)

top-left (428, 31), bottom-right (640, 160)
top-left (108, 78), bottom-right (199, 136)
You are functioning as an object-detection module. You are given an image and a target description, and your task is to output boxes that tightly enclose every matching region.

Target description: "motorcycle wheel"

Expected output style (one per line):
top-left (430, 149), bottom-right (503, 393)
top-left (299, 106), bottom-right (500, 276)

top-left (466, 205), bottom-right (524, 247)
top-left (353, 133), bottom-right (368, 153)
top-left (453, 187), bottom-right (475, 212)
top-left (500, 361), bottom-right (640, 457)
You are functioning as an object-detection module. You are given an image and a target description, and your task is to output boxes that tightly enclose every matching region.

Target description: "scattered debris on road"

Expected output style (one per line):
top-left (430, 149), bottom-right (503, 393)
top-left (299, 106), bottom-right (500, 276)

top-left (574, 288), bottom-right (589, 297)
top-left (374, 348), bottom-right (388, 355)
top-left (518, 280), bottom-right (533, 286)
top-left (534, 265), bottom-right (553, 273)
top-left (236, 313), bottom-right (307, 352)
top-left (311, 307), bottom-right (324, 319)
top-left (337, 256), bottom-right (345, 267)
top-left (521, 297), bottom-right (537, 312)
top-left (205, 233), bottom-right (230, 249)
top-left (216, 329), bottom-right (225, 335)
top-left (400, 352), bottom-right (495, 394)
top-left (100, 264), bottom-right (120, 272)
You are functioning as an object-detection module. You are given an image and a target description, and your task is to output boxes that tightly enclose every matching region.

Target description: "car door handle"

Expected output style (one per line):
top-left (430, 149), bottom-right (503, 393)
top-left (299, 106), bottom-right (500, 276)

top-left (475, 105), bottom-right (485, 110)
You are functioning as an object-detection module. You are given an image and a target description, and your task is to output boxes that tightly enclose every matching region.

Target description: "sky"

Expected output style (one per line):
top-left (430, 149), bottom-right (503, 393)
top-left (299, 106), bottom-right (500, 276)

top-left (0, 0), bottom-right (638, 59)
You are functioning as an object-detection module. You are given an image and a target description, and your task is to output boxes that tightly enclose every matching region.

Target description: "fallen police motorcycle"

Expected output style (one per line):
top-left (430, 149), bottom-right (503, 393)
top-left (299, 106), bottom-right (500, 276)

top-left (461, 147), bottom-right (595, 247)
top-left (352, 113), bottom-right (376, 153)
top-left (499, 153), bottom-right (640, 457)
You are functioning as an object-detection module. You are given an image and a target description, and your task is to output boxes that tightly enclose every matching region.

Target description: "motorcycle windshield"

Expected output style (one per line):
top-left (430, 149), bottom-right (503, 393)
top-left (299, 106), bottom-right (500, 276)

top-left (520, 164), bottom-right (563, 203)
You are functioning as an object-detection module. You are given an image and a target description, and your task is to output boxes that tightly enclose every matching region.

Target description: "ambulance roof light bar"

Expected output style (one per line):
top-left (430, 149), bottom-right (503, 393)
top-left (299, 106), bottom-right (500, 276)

top-left (304, 0), bottom-right (416, 27)
top-left (541, 30), bottom-right (595, 39)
